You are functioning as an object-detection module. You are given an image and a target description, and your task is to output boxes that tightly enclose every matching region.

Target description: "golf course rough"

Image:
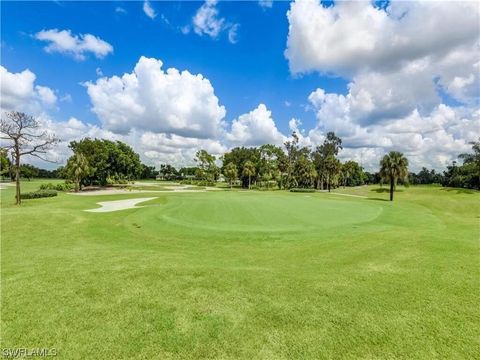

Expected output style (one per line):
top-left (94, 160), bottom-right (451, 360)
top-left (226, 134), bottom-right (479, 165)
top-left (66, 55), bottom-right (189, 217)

top-left (1, 181), bottom-right (479, 359)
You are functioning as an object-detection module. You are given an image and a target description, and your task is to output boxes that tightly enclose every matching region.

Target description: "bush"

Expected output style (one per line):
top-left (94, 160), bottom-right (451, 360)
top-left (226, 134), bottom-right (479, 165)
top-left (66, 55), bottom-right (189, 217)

top-left (106, 176), bottom-right (131, 185)
top-left (290, 188), bottom-right (316, 193)
top-left (20, 190), bottom-right (58, 199)
top-left (55, 182), bottom-right (73, 191)
top-left (39, 182), bottom-right (72, 191)
top-left (39, 183), bottom-right (55, 190)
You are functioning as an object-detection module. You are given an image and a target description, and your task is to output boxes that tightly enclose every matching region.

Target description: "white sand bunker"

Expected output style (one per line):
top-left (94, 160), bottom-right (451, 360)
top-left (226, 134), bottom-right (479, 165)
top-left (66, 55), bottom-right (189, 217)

top-left (71, 189), bottom-right (151, 196)
top-left (85, 197), bottom-right (158, 213)
top-left (0, 183), bottom-right (15, 190)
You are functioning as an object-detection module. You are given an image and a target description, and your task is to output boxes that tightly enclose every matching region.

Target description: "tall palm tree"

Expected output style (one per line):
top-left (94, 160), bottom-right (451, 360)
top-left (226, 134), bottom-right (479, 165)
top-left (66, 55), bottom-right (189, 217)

top-left (242, 160), bottom-right (256, 189)
top-left (379, 151), bottom-right (409, 201)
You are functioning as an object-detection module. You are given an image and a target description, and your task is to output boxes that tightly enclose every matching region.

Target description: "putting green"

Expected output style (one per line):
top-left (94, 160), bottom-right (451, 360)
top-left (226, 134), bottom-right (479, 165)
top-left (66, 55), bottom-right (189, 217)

top-left (128, 192), bottom-right (382, 233)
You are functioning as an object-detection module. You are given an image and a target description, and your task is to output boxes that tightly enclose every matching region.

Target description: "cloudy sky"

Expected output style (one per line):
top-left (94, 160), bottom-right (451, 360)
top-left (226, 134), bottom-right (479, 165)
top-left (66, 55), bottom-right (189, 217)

top-left (1, 0), bottom-right (478, 171)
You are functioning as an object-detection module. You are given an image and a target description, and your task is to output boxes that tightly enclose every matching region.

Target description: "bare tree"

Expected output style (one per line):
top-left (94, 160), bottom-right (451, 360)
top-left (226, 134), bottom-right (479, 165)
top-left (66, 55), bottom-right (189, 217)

top-left (0, 112), bottom-right (59, 204)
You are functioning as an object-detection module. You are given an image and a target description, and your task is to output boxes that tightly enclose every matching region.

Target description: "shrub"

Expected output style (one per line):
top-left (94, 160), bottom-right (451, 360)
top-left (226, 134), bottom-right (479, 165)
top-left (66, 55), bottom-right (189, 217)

top-left (290, 188), bottom-right (316, 193)
top-left (20, 190), bottom-right (58, 199)
top-left (39, 183), bottom-right (55, 190)
top-left (39, 182), bottom-right (72, 191)
top-left (106, 176), bottom-right (131, 186)
top-left (55, 182), bottom-right (73, 191)
top-left (105, 176), bottom-right (116, 186)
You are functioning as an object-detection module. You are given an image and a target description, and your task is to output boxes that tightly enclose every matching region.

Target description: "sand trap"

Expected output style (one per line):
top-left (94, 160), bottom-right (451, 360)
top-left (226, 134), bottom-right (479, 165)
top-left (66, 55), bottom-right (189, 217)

top-left (164, 185), bottom-right (193, 190)
top-left (133, 181), bottom-right (163, 186)
top-left (85, 197), bottom-right (158, 213)
top-left (0, 183), bottom-right (15, 190)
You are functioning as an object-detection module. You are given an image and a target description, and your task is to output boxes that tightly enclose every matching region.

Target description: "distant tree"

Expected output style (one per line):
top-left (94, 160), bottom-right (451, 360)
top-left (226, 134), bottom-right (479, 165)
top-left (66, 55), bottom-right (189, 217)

top-left (159, 164), bottom-right (177, 180)
top-left (242, 160), bottom-right (256, 189)
top-left (458, 139), bottom-right (480, 189)
top-left (409, 167), bottom-right (444, 185)
top-left (195, 150), bottom-right (215, 170)
top-left (379, 151), bottom-right (409, 201)
top-left (284, 132), bottom-right (300, 188)
top-left (177, 167), bottom-right (199, 180)
top-left (211, 164), bottom-right (221, 181)
top-left (341, 161), bottom-right (352, 188)
top-left (64, 152), bottom-right (91, 192)
top-left (294, 155), bottom-right (317, 188)
top-left (0, 148), bottom-right (10, 178)
top-left (364, 171), bottom-right (381, 185)
top-left (312, 132), bottom-right (343, 190)
top-left (324, 155), bottom-right (341, 192)
top-left (195, 150), bottom-right (217, 181)
top-left (141, 164), bottom-right (159, 179)
top-left (69, 138), bottom-right (142, 185)
top-left (257, 144), bottom-right (285, 189)
top-left (0, 112), bottom-right (59, 204)
top-left (341, 160), bottom-right (365, 187)
top-left (222, 147), bottom-right (261, 188)
top-left (459, 139), bottom-right (480, 168)
top-left (224, 162), bottom-right (238, 188)
top-left (19, 164), bottom-right (39, 181)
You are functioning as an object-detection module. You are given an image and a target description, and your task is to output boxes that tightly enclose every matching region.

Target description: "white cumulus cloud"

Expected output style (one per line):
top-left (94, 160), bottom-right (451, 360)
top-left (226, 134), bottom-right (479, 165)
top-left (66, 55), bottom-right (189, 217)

top-left (85, 56), bottom-right (226, 138)
top-left (284, 0), bottom-right (479, 171)
top-left (285, 0), bottom-right (479, 106)
top-left (0, 65), bottom-right (57, 112)
top-left (307, 87), bottom-right (479, 171)
top-left (35, 29), bottom-right (113, 61)
top-left (226, 104), bottom-right (286, 146)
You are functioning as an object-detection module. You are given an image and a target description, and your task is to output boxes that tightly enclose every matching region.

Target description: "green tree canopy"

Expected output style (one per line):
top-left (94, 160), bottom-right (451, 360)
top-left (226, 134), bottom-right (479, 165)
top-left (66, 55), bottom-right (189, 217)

top-left (69, 138), bottom-right (143, 186)
top-left (223, 162), bottom-right (238, 188)
top-left (312, 132), bottom-right (343, 190)
top-left (222, 147), bottom-right (260, 188)
top-left (194, 150), bottom-right (218, 181)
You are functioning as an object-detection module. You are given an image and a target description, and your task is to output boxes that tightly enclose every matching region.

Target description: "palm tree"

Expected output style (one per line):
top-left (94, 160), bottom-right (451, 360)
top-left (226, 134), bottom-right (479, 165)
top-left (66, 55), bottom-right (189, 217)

top-left (242, 160), bottom-right (256, 189)
top-left (65, 152), bottom-right (91, 192)
top-left (324, 155), bottom-right (341, 192)
top-left (224, 162), bottom-right (238, 189)
top-left (379, 151), bottom-right (409, 201)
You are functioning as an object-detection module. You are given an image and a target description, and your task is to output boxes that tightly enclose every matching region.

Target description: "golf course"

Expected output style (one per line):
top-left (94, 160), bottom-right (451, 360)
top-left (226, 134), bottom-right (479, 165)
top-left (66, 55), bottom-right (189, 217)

top-left (1, 181), bottom-right (478, 359)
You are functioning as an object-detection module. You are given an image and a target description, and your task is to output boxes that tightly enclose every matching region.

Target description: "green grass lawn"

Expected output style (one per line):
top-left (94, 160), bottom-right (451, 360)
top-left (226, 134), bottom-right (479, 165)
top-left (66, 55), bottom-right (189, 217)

top-left (1, 182), bottom-right (479, 359)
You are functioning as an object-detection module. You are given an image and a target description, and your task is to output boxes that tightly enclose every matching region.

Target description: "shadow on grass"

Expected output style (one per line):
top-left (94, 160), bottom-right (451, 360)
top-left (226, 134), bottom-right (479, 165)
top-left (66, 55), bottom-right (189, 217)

top-left (366, 197), bottom-right (391, 202)
top-left (371, 188), bottom-right (404, 193)
top-left (440, 187), bottom-right (478, 194)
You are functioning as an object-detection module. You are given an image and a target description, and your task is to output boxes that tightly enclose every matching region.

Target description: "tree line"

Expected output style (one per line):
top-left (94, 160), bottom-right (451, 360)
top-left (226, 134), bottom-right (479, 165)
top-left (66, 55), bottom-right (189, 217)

top-left (1, 111), bottom-right (478, 204)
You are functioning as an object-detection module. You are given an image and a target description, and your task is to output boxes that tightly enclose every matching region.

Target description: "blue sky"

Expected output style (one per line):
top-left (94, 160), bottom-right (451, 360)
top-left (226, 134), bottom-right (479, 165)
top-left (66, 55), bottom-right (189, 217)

top-left (1, 1), bottom-right (348, 133)
top-left (1, 1), bottom-right (478, 171)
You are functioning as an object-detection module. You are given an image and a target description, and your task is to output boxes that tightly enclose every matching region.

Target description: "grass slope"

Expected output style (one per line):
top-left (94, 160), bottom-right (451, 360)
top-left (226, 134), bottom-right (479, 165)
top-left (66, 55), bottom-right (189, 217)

top-left (1, 181), bottom-right (479, 359)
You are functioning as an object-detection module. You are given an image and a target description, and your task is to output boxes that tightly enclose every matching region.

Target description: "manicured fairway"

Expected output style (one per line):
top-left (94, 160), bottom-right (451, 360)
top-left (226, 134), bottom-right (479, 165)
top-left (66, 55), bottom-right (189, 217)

top-left (1, 182), bottom-right (479, 359)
